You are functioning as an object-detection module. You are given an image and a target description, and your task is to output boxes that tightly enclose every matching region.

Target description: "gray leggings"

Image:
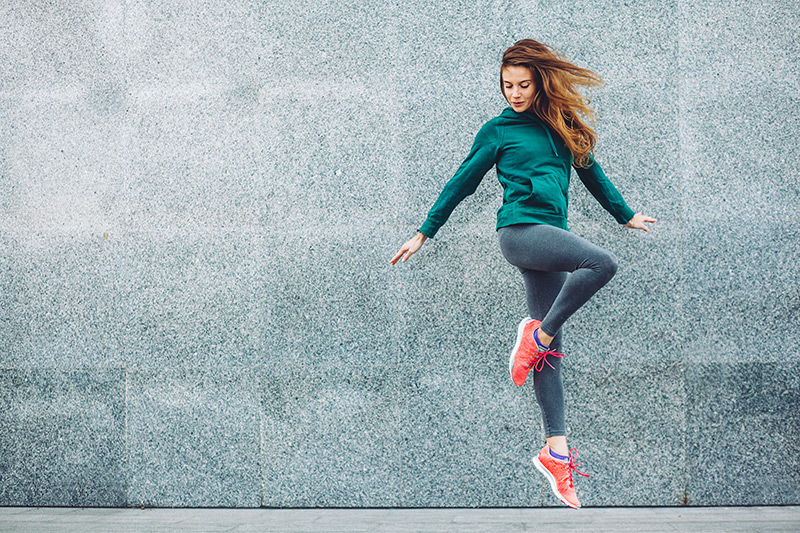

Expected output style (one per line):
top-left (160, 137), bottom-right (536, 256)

top-left (497, 223), bottom-right (619, 437)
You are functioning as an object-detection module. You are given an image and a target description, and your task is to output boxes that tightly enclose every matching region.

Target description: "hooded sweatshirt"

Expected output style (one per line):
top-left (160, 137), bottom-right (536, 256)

top-left (418, 107), bottom-right (635, 238)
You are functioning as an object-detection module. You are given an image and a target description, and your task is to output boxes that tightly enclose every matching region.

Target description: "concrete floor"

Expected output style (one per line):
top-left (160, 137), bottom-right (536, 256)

top-left (1, 506), bottom-right (799, 532)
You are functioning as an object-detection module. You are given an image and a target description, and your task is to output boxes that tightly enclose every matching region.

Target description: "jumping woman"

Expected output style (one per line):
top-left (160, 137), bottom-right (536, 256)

top-left (390, 39), bottom-right (656, 508)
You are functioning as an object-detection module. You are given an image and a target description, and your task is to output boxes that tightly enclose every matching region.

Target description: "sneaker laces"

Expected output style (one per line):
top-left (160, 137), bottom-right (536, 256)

top-left (566, 448), bottom-right (590, 487)
top-left (524, 348), bottom-right (565, 372)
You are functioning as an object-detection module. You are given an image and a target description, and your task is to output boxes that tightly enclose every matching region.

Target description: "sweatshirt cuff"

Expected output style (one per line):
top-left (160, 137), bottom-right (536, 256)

top-left (418, 219), bottom-right (439, 239)
top-left (615, 206), bottom-right (636, 225)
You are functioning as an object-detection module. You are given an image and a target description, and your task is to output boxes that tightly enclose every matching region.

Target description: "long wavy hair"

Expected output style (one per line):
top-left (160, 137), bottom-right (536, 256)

top-left (501, 39), bottom-right (603, 168)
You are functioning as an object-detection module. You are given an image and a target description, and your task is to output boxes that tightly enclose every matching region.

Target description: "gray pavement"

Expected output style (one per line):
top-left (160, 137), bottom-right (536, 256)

top-left (1, 506), bottom-right (799, 533)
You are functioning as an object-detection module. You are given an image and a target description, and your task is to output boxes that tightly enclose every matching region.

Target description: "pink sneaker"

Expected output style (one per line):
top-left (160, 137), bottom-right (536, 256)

top-left (508, 318), bottom-right (565, 386)
top-left (533, 445), bottom-right (590, 509)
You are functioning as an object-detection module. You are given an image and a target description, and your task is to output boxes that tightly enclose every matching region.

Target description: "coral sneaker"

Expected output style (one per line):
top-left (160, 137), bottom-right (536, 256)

top-left (508, 318), bottom-right (565, 386)
top-left (533, 445), bottom-right (590, 509)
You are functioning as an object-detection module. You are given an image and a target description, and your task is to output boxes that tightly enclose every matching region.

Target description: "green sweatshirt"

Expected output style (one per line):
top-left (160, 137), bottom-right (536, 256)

top-left (418, 107), bottom-right (635, 238)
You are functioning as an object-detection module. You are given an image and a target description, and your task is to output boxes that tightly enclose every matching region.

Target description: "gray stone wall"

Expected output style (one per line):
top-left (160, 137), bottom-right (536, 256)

top-left (1, 0), bottom-right (798, 507)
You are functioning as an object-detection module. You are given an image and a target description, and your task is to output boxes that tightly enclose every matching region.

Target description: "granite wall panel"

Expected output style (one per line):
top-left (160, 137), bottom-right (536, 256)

top-left (398, 364), bottom-right (543, 507)
top-left (121, 85), bottom-right (268, 232)
top-left (563, 218), bottom-right (683, 365)
top-left (261, 224), bottom-right (403, 367)
top-left (115, 231), bottom-right (270, 368)
top-left (569, 80), bottom-right (680, 224)
top-left (1, 0), bottom-right (798, 508)
top-left (680, 219), bottom-right (800, 363)
top-left (524, 0), bottom-right (678, 83)
top-left (679, 78), bottom-right (800, 221)
top-left (393, 1), bottom-right (517, 88)
top-left (394, 223), bottom-right (525, 369)
top-left (0, 369), bottom-right (126, 506)
top-left (123, 0), bottom-right (275, 87)
top-left (0, 1), bottom-right (127, 89)
top-left (562, 360), bottom-right (687, 506)
top-left (0, 232), bottom-right (123, 369)
top-left (257, 0), bottom-right (401, 82)
top-left (395, 81), bottom-right (502, 234)
top-left (0, 85), bottom-right (127, 234)
top-left (256, 78), bottom-right (406, 230)
top-left (678, 0), bottom-right (800, 80)
top-left (685, 363), bottom-right (800, 505)
top-left (126, 367), bottom-right (261, 507)
top-left (261, 363), bottom-right (403, 507)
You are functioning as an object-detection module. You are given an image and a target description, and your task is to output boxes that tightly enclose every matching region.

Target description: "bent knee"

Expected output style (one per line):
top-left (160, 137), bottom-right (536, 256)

top-left (601, 251), bottom-right (619, 280)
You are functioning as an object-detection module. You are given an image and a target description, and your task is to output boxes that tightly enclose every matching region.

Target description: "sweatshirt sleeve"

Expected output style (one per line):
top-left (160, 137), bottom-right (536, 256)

top-left (418, 121), bottom-right (499, 238)
top-left (573, 155), bottom-right (635, 225)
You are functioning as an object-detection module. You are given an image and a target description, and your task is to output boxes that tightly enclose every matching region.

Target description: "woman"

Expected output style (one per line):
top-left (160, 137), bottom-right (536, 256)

top-left (390, 39), bottom-right (655, 509)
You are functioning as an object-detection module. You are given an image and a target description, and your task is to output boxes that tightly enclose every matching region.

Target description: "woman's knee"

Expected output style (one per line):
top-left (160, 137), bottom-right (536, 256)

top-left (594, 250), bottom-right (618, 281)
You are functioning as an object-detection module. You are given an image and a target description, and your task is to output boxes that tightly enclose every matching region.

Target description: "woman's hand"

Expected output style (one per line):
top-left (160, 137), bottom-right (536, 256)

top-left (390, 232), bottom-right (428, 264)
top-left (624, 213), bottom-right (657, 232)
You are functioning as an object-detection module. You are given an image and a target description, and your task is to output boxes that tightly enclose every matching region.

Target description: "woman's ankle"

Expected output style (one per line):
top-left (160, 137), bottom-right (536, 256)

top-left (546, 436), bottom-right (569, 457)
top-left (534, 327), bottom-right (553, 349)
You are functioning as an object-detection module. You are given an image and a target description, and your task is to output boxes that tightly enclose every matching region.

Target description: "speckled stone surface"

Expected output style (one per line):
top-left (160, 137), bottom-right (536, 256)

top-left (394, 223), bottom-right (524, 368)
top-left (114, 231), bottom-right (271, 368)
top-left (685, 363), bottom-right (800, 505)
top-left (1, 0), bottom-right (798, 509)
top-left (260, 224), bottom-right (403, 367)
top-left (679, 78), bottom-right (800, 221)
top-left (562, 218), bottom-right (683, 364)
top-left (562, 360), bottom-right (687, 506)
top-left (398, 365), bottom-right (543, 507)
top-left (126, 367), bottom-right (261, 507)
top-left (679, 0), bottom-right (800, 81)
top-left (0, 369), bottom-right (126, 506)
top-left (680, 219), bottom-right (800, 363)
top-left (0, 87), bottom-right (128, 234)
top-left (261, 364), bottom-right (403, 507)
top-left (0, 2), bottom-right (128, 90)
top-left (121, 86), bottom-right (269, 232)
top-left (571, 80), bottom-right (680, 223)
top-left (521, 0), bottom-right (678, 84)
top-left (0, 232), bottom-right (123, 368)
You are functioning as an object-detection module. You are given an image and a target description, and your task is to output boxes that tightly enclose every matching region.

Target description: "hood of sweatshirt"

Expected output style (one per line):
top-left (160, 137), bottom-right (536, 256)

top-left (499, 107), bottom-right (559, 157)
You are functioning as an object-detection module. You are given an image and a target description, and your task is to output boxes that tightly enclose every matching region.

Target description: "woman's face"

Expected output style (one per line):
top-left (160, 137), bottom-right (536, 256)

top-left (502, 65), bottom-right (535, 113)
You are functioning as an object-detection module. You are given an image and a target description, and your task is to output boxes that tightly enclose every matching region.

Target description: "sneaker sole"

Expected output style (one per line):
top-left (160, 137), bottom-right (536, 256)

top-left (533, 455), bottom-right (581, 510)
top-left (509, 317), bottom-right (531, 382)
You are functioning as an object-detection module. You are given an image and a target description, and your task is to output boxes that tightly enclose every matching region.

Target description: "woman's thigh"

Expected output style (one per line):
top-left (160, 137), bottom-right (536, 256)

top-left (497, 223), bottom-right (617, 274)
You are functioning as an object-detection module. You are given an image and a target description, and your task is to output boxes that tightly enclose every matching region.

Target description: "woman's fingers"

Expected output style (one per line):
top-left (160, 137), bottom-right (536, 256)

top-left (626, 213), bottom-right (657, 231)
top-left (639, 214), bottom-right (657, 231)
top-left (391, 241), bottom-right (415, 264)
top-left (390, 246), bottom-right (408, 265)
top-left (391, 233), bottom-right (427, 265)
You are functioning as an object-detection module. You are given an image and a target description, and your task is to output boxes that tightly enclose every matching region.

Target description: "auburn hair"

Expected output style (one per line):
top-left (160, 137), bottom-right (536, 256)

top-left (501, 39), bottom-right (603, 168)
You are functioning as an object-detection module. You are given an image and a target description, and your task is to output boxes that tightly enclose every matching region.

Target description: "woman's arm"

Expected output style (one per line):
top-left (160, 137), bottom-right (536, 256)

top-left (390, 119), bottom-right (499, 265)
top-left (417, 120), bottom-right (500, 239)
top-left (574, 156), bottom-right (656, 231)
top-left (573, 155), bottom-right (635, 225)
